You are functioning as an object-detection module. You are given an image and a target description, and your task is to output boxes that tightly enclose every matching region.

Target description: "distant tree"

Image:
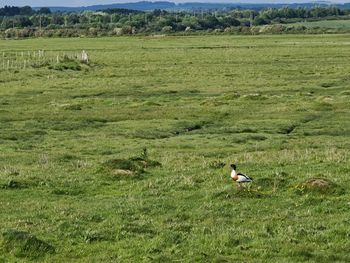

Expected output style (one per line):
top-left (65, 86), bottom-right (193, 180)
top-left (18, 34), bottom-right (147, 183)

top-left (127, 14), bottom-right (147, 28)
top-left (253, 16), bottom-right (269, 26)
top-left (157, 16), bottom-right (176, 28)
top-left (30, 15), bottom-right (50, 28)
top-left (110, 14), bottom-right (121, 23)
top-left (199, 15), bottom-right (220, 29)
top-left (230, 9), bottom-right (257, 19)
top-left (100, 14), bottom-right (111, 24)
top-left (181, 15), bottom-right (201, 30)
top-left (329, 6), bottom-right (343, 16)
top-left (1, 17), bottom-right (14, 29)
top-left (19, 6), bottom-right (34, 16)
top-left (220, 16), bottom-right (241, 27)
top-left (14, 16), bottom-right (33, 27)
top-left (102, 8), bottom-right (142, 15)
top-left (278, 7), bottom-right (296, 19)
top-left (152, 9), bottom-right (167, 17)
top-left (1, 4), bottom-right (350, 37)
top-left (0, 6), bottom-right (20, 16)
top-left (292, 8), bottom-right (306, 19)
top-left (51, 14), bottom-right (65, 25)
top-left (260, 8), bottom-right (278, 20)
top-left (66, 13), bottom-right (80, 25)
top-left (37, 7), bottom-right (51, 14)
top-left (310, 7), bottom-right (329, 18)
top-left (79, 14), bottom-right (89, 24)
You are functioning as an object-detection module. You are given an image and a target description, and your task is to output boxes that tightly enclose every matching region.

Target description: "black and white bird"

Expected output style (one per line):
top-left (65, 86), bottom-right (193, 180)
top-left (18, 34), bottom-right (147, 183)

top-left (230, 164), bottom-right (253, 189)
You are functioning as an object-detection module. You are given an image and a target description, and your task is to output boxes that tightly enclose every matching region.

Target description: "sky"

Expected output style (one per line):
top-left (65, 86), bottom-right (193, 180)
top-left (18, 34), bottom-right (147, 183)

top-left (1, 0), bottom-right (346, 7)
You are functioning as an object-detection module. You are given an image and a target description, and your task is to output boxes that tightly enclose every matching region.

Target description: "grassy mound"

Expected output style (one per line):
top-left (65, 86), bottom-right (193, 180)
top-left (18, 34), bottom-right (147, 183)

top-left (48, 56), bottom-right (89, 71)
top-left (1, 230), bottom-right (55, 259)
top-left (103, 158), bottom-right (144, 177)
top-left (295, 177), bottom-right (344, 195)
top-left (100, 149), bottom-right (161, 178)
top-left (49, 60), bottom-right (81, 71)
top-left (208, 160), bottom-right (226, 169)
top-left (213, 187), bottom-right (268, 199)
top-left (255, 172), bottom-right (291, 191)
top-left (0, 180), bottom-right (26, 189)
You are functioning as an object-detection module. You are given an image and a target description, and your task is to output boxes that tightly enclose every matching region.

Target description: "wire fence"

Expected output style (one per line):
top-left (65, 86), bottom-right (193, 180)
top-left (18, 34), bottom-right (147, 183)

top-left (0, 50), bottom-right (89, 70)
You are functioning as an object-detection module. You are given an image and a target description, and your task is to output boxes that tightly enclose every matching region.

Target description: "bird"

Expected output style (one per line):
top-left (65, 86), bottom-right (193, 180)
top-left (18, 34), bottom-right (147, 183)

top-left (230, 164), bottom-right (253, 189)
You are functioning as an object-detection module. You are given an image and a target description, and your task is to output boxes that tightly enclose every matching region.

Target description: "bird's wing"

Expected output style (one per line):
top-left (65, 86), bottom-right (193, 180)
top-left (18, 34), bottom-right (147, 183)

top-left (237, 173), bottom-right (252, 182)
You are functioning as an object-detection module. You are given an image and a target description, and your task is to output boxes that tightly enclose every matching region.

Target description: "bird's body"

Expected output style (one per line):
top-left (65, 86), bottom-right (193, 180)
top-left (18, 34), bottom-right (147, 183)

top-left (230, 164), bottom-right (252, 189)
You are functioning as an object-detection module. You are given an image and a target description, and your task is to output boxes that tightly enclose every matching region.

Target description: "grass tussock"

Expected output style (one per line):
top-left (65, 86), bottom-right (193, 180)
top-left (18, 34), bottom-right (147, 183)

top-left (213, 187), bottom-right (268, 199)
top-left (0, 180), bottom-right (27, 190)
top-left (208, 160), bottom-right (226, 169)
top-left (100, 148), bottom-right (161, 178)
top-left (62, 104), bottom-right (82, 111)
top-left (51, 188), bottom-right (84, 196)
top-left (48, 56), bottom-right (89, 71)
top-left (1, 230), bottom-right (55, 259)
top-left (295, 177), bottom-right (344, 195)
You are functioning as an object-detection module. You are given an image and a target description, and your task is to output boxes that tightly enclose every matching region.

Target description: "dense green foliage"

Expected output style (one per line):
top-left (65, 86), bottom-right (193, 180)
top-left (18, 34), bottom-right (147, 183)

top-left (0, 35), bottom-right (350, 261)
top-left (2, 6), bottom-right (350, 37)
top-left (0, 5), bottom-right (50, 16)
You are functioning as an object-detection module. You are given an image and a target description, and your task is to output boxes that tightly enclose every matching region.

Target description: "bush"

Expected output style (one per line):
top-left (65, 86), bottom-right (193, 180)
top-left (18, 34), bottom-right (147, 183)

top-left (121, 25), bottom-right (133, 35)
top-left (259, 24), bottom-right (287, 33)
top-left (4, 28), bottom-right (16, 38)
top-left (161, 26), bottom-right (173, 33)
top-left (113, 27), bottom-right (123, 35)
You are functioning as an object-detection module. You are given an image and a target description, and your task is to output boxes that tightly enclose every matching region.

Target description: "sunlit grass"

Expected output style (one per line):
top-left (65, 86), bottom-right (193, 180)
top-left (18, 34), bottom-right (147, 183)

top-left (289, 19), bottom-right (350, 29)
top-left (0, 34), bottom-right (350, 262)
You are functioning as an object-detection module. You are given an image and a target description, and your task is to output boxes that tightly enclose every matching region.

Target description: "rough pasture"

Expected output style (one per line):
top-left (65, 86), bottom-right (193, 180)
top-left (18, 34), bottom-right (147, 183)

top-left (0, 35), bottom-right (349, 262)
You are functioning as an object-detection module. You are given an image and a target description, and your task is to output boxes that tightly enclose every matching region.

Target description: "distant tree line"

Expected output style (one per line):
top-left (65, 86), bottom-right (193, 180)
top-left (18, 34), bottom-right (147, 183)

top-left (0, 5), bottom-right (51, 16)
top-left (1, 5), bottom-right (350, 38)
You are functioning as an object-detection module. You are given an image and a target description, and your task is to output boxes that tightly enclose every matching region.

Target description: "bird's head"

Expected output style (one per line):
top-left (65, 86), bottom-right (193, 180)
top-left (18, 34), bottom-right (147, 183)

top-left (230, 164), bottom-right (237, 170)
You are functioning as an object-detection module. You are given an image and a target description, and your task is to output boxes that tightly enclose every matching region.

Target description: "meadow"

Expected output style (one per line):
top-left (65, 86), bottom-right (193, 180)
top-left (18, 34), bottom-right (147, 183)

top-left (0, 34), bottom-right (350, 262)
top-left (289, 19), bottom-right (350, 29)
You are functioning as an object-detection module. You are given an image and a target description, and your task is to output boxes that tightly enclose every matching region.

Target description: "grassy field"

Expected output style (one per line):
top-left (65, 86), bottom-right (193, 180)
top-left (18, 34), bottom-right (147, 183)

top-left (0, 34), bottom-right (350, 262)
top-left (289, 19), bottom-right (350, 29)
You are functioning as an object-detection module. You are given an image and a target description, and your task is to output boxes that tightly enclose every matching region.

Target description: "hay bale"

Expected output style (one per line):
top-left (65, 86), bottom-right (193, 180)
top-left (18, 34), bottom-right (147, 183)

top-left (1, 230), bottom-right (55, 258)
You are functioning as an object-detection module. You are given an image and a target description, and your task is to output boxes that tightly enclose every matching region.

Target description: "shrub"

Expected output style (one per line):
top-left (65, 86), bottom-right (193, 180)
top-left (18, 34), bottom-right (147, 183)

top-left (161, 26), bottom-right (173, 33)
top-left (121, 25), bottom-right (133, 35)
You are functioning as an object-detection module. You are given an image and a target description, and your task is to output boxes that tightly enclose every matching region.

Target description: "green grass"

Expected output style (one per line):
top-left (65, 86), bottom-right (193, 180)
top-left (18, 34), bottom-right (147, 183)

top-left (289, 19), bottom-right (350, 29)
top-left (0, 34), bottom-right (350, 262)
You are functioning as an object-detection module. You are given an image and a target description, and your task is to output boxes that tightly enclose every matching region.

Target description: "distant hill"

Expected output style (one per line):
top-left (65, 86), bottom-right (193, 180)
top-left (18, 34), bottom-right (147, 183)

top-left (46, 1), bottom-right (175, 12)
top-left (40, 1), bottom-right (350, 13)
